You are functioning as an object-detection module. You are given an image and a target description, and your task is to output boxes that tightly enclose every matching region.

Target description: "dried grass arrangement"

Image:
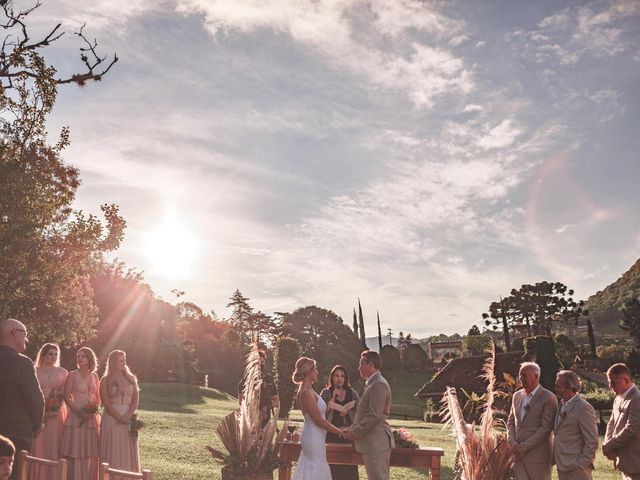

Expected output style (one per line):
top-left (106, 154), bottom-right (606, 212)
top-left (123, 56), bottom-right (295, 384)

top-left (206, 343), bottom-right (279, 478)
top-left (440, 341), bottom-right (514, 480)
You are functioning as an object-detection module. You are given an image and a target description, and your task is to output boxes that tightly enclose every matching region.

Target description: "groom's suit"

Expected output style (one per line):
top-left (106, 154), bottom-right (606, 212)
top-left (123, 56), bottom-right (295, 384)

top-left (350, 370), bottom-right (394, 480)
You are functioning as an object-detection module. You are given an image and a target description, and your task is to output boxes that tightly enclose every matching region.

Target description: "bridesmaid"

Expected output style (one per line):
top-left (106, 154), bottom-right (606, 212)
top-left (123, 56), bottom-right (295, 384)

top-left (99, 350), bottom-right (140, 477)
top-left (62, 347), bottom-right (100, 480)
top-left (31, 344), bottom-right (68, 480)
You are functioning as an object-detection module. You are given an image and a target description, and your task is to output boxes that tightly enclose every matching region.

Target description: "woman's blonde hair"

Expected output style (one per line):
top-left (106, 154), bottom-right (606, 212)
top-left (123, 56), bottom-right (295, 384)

top-left (35, 343), bottom-right (60, 368)
top-left (102, 350), bottom-right (138, 389)
top-left (292, 357), bottom-right (315, 384)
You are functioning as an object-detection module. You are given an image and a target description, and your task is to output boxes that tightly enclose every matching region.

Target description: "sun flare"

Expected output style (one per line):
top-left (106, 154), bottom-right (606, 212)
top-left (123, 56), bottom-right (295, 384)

top-left (143, 211), bottom-right (199, 278)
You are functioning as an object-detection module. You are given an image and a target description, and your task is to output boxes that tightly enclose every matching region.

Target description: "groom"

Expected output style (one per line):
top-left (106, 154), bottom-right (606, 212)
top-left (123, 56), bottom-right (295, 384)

top-left (341, 350), bottom-right (394, 480)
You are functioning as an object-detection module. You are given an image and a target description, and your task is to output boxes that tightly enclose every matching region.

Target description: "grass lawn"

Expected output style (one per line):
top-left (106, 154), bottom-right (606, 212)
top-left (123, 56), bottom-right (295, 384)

top-left (138, 383), bottom-right (619, 479)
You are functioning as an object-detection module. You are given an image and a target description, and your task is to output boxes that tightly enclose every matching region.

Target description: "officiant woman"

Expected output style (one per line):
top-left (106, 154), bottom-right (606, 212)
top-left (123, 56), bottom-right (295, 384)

top-left (320, 365), bottom-right (359, 480)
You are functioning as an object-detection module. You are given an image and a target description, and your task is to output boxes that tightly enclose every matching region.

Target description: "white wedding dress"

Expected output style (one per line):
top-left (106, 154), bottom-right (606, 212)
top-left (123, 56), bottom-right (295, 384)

top-left (291, 392), bottom-right (332, 480)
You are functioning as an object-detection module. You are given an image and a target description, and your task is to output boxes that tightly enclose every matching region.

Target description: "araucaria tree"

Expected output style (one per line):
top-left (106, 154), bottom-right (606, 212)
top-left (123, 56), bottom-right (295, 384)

top-left (0, 0), bottom-right (122, 348)
top-left (483, 281), bottom-right (587, 350)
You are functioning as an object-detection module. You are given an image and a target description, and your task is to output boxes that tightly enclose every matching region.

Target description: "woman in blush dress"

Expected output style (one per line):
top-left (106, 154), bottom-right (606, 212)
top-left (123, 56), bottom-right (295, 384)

top-left (31, 344), bottom-right (68, 480)
top-left (291, 357), bottom-right (344, 480)
top-left (99, 350), bottom-right (140, 478)
top-left (62, 347), bottom-right (100, 480)
top-left (320, 365), bottom-right (359, 480)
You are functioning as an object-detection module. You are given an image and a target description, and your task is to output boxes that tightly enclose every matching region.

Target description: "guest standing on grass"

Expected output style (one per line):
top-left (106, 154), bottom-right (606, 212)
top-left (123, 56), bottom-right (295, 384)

top-left (602, 363), bottom-right (640, 480)
top-left (99, 350), bottom-right (140, 478)
top-left (320, 365), bottom-right (359, 480)
top-left (507, 362), bottom-right (558, 480)
top-left (31, 344), bottom-right (68, 480)
top-left (552, 370), bottom-right (598, 480)
top-left (0, 319), bottom-right (44, 480)
top-left (62, 347), bottom-right (100, 480)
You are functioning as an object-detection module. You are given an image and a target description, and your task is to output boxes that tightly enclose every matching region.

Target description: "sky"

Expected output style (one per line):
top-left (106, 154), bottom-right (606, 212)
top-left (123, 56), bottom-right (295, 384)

top-left (32, 0), bottom-right (640, 337)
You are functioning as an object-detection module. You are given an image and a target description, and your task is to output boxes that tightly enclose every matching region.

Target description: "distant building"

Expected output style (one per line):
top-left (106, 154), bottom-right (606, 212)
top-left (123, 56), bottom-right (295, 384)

top-left (427, 340), bottom-right (463, 364)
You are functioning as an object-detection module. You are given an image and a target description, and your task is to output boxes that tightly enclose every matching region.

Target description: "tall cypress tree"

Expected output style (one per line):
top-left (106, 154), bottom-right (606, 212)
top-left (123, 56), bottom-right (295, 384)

top-left (377, 311), bottom-right (383, 351)
top-left (358, 298), bottom-right (367, 350)
top-left (353, 308), bottom-right (358, 336)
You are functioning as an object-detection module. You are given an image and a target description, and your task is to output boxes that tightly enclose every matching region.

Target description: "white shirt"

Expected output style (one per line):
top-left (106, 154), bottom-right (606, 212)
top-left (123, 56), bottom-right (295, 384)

top-left (560, 392), bottom-right (579, 416)
top-left (520, 384), bottom-right (540, 420)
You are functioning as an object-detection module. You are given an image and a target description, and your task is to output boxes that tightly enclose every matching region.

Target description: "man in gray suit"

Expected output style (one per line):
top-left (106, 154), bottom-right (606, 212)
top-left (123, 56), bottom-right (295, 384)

top-left (0, 318), bottom-right (44, 480)
top-left (553, 370), bottom-right (598, 480)
top-left (341, 350), bottom-right (394, 480)
top-left (602, 363), bottom-right (640, 480)
top-left (508, 362), bottom-right (558, 480)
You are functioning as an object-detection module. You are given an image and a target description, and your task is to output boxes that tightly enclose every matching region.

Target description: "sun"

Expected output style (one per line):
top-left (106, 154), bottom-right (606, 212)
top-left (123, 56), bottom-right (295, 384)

top-left (143, 210), bottom-right (199, 278)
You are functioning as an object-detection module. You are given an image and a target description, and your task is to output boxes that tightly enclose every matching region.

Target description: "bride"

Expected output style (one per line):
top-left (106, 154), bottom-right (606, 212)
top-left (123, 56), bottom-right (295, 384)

top-left (291, 357), bottom-right (344, 480)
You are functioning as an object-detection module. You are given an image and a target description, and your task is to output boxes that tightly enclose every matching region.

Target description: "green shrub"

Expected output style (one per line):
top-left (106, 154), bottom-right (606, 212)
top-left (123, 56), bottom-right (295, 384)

top-left (403, 344), bottom-right (429, 372)
top-left (274, 336), bottom-right (301, 418)
top-left (524, 336), bottom-right (560, 391)
top-left (380, 345), bottom-right (401, 371)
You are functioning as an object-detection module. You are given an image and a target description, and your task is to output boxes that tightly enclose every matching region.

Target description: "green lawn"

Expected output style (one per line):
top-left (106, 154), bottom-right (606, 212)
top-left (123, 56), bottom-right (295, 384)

top-left (137, 383), bottom-right (619, 479)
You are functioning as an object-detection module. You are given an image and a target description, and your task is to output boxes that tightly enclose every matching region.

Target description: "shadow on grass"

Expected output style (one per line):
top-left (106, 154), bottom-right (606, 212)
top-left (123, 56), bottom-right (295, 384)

top-left (139, 383), bottom-right (236, 414)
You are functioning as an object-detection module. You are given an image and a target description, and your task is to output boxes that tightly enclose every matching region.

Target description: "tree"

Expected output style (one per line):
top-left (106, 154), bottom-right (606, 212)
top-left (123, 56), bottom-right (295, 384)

top-left (554, 333), bottom-right (577, 368)
top-left (274, 337), bottom-right (300, 419)
top-left (468, 325), bottom-right (481, 336)
top-left (587, 318), bottom-right (597, 357)
top-left (387, 328), bottom-right (392, 346)
top-left (358, 298), bottom-right (367, 350)
top-left (226, 289), bottom-right (254, 340)
top-left (352, 308), bottom-right (358, 336)
top-left (620, 297), bottom-right (640, 348)
top-left (377, 311), bottom-right (383, 351)
top-left (281, 306), bottom-right (361, 382)
top-left (0, 1), bottom-right (122, 349)
top-left (463, 334), bottom-right (490, 356)
top-left (484, 282), bottom-right (588, 352)
top-left (380, 345), bottom-right (401, 371)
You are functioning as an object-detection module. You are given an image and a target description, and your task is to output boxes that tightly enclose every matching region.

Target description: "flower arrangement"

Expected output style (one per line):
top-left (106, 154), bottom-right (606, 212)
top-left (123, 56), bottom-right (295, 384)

top-left (44, 389), bottom-right (64, 417)
top-left (393, 428), bottom-right (419, 449)
top-left (206, 343), bottom-right (279, 479)
top-left (129, 413), bottom-right (144, 439)
top-left (78, 402), bottom-right (100, 427)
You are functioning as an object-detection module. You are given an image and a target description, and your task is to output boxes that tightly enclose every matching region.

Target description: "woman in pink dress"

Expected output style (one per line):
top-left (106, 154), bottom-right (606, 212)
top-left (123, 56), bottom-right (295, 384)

top-left (99, 350), bottom-right (140, 478)
top-left (62, 347), bottom-right (100, 480)
top-left (31, 343), bottom-right (68, 480)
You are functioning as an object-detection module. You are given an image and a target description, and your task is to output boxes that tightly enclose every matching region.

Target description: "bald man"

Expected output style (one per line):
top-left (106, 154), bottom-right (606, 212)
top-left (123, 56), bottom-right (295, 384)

top-left (0, 319), bottom-right (44, 480)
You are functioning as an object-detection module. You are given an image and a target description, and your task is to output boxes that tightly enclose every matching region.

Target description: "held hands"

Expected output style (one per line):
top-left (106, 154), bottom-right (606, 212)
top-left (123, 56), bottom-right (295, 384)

top-left (340, 427), bottom-right (355, 441)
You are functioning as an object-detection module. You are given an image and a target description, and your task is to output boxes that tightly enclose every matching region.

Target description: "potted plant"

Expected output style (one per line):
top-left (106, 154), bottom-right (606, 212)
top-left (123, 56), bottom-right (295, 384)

top-left (206, 344), bottom-right (279, 480)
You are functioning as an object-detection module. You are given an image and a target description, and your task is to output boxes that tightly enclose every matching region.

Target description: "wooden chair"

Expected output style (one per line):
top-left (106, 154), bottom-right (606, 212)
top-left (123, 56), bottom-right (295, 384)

top-left (99, 462), bottom-right (153, 480)
top-left (17, 450), bottom-right (68, 480)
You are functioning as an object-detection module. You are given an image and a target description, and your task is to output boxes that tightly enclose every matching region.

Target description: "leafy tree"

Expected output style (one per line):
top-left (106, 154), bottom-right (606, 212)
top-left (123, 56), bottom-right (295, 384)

top-left (482, 297), bottom-right (512, 352)
top-left (463, 334), bottom-right (491, 356)
top-left (619, 297), bottom-right (640, 348)
top-left (596, 344), bottom-right (629, 364)
top-left (0, 0), bottom-right (122, 349)
top-left (377, 311), bottom-right (383, 351)
top-left (358, 298), bottom-right (367, 350)
top-left (281, 306), bottom-right (362, 382)
top-left (274, 336), bottom-right (300, 418)
top-left (468, 325), bottom-right (481, 336)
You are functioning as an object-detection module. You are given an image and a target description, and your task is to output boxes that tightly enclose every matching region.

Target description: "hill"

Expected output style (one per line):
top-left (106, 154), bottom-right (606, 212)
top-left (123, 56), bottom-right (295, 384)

top-left (586, 257), bottom-right (640, 333)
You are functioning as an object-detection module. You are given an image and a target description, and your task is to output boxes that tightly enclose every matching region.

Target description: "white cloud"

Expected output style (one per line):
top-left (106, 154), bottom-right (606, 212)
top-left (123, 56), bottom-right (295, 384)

top-left (176, 0), bottom-right (473, 108)
top-left (463, 104), bottom-right (482, 112)
top-left (477, 119), bottom-right (522, 150)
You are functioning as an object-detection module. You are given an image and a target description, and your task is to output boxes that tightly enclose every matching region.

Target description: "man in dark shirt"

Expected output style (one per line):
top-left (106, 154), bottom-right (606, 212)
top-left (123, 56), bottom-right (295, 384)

top-left (0, 319), bottom-right (44, 480)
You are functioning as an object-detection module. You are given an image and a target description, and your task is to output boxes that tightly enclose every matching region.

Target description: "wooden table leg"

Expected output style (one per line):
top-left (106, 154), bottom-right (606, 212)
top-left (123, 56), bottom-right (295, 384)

top-left (430, 456), bottom-right (441, 480)
top-left (278, 462), bottom-right (292, 480)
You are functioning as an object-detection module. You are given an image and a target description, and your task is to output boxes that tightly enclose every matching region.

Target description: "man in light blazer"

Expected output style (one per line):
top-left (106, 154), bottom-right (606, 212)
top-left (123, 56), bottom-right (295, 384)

top-left (602, 363), bottom-right (640, 480)
top-left (341, 350), bottom-right (394, 480)
top-left (553, 370), bottom-right (598, 480)
top-left (508, 362), bottom-right (558, 480)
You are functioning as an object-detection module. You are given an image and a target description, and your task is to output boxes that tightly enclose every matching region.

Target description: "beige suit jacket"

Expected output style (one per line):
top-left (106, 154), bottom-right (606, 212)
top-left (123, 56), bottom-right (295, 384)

top-left (351, 371), bottom-right (394, 454)
top-left (508, 385), bottom-right (558, 476)
top-left (552, 394), bottom-right (598, 473)
top-left (603, 384), bottom-right (640, 475)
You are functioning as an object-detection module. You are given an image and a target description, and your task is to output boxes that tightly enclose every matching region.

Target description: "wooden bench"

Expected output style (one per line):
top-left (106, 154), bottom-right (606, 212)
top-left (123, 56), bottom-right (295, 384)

top-left (99, 462), bottom-right (153, 480)
top-left (277, 442), bottom-right (444, 479)
top-left (17, 450), bottom-right (68, 480)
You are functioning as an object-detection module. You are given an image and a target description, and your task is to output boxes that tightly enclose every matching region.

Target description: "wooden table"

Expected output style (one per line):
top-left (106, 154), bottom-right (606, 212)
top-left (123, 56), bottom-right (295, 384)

top-left (277, 442), bottom-right (444, 479)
